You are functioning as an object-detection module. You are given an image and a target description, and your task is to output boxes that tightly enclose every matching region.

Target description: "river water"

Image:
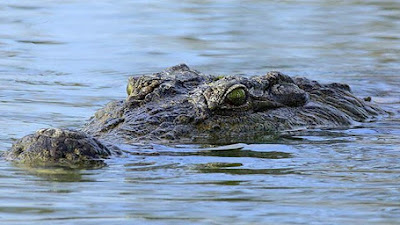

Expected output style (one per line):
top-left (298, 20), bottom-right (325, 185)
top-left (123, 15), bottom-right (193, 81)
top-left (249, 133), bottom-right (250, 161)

top-left (1, 0), bottom-right (400, 224)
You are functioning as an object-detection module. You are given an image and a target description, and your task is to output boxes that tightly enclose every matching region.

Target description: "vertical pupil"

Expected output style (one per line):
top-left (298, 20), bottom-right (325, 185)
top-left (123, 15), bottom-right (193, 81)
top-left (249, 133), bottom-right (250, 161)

top-left (226, 88), bottom-right (246, 106)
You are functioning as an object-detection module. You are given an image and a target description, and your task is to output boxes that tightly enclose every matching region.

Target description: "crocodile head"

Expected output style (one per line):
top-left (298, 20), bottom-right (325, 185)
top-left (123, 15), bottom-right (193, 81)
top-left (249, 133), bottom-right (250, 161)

top-left (83, 64), bottom-right (381, 144)
top-left (7, 64), bottom-right (383, 166)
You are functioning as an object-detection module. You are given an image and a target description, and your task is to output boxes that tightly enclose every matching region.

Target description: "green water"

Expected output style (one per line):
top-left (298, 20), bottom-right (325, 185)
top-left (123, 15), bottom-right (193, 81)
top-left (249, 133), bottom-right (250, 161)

top-left (1, 1), bottom-right (399, 224)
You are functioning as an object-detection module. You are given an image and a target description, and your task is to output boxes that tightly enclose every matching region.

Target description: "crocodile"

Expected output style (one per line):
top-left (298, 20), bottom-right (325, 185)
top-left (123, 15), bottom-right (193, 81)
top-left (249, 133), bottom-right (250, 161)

top-left (5, 64), bottom-right (384, 167)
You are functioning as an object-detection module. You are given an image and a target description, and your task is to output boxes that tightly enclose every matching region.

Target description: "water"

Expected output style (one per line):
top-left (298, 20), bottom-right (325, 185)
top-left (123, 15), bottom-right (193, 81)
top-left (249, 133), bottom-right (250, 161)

top-left (1, 0), bottom-right (400, 224)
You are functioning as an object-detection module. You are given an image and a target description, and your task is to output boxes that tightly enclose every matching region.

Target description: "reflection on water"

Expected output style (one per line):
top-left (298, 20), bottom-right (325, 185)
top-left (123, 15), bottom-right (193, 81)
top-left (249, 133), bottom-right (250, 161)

top-left (1, 0), bottom-right (400, 224)
top-left (13, 165), bottom-right (88, 182)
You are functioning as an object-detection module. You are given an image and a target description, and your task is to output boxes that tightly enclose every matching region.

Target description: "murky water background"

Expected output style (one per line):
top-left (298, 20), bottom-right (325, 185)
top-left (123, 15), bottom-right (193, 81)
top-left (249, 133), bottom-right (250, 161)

top-left (1, 0), bottom-right (400, 224)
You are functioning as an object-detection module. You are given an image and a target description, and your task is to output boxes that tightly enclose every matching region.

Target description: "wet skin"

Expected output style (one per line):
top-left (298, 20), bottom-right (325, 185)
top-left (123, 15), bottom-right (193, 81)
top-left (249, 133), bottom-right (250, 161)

top-left (5, 64), bottom-right (384, 167)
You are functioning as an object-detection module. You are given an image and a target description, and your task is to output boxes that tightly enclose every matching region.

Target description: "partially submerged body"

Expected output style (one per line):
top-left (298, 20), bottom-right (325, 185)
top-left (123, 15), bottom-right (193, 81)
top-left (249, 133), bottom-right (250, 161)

top-left (5, 64), bottom-right (385, 167)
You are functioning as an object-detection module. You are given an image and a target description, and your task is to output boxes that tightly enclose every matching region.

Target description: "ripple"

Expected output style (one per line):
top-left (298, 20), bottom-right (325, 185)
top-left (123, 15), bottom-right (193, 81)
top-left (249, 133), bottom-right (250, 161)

top-left (17, 40), bottom-right (65, 45)
top-left (197, 166), bottom-right (298, 175)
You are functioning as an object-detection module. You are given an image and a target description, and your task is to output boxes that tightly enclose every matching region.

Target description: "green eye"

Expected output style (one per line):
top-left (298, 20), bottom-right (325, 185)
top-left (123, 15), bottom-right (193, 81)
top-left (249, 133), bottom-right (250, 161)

top-left (126, 83), bottom-right (133, 96)
top-left (226, 88), bottom-right (247, 106)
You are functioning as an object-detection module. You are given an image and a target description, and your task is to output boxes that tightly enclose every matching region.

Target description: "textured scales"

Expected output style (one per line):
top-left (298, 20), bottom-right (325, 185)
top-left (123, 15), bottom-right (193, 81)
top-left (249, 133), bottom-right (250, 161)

top-left (5, 64), bottom-right (384, 167)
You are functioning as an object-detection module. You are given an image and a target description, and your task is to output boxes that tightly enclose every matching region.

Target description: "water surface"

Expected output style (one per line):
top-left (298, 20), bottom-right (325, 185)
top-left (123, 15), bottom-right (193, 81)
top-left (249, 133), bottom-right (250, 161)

top-left (1, 0), bottom-right (400, 224)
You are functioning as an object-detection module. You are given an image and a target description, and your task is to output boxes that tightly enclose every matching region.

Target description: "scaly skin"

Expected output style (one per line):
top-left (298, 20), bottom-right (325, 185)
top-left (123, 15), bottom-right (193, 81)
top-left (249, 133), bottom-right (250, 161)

top-left (5, 64), bottom-right (384, 167)
top-left (5, 128), bottom-right (111, 167)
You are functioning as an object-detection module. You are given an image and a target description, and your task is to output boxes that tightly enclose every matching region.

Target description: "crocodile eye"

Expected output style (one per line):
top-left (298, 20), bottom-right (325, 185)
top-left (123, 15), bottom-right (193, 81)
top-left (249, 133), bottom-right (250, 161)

top-left (126, 82), bottom-right (133, 96)
top-left (226, 87), bottom-right (247, 106)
